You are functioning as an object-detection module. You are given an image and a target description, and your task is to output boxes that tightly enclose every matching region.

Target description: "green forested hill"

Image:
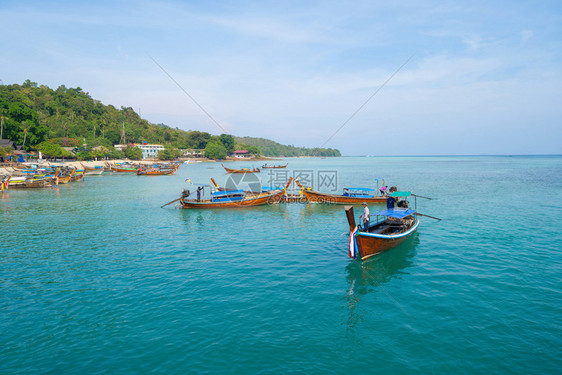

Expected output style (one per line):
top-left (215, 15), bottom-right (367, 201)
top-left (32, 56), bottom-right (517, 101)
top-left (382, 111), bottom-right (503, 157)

top-left (0, 80), bottom-right (340, 157)
top-left (234, 136), bottom-right (340, 157)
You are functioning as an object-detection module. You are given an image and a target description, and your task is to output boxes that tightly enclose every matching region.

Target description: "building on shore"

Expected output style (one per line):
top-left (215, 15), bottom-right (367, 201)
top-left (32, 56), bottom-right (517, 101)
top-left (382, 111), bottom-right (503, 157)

top-left (138, 144), bottom-right (165, 159)
top-left (233, 150), bottom-right (251, 159)
top-left (114, 143), bottom-right (165, 159)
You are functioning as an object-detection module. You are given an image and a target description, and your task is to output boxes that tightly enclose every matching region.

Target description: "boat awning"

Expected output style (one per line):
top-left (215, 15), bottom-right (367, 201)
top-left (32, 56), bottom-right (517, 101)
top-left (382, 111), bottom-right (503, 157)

top-left (389, 191), bottom-right (411, 197)
top-left (212, 189), bottom-right (244, 197)
top-left (372, 208), bottom-right (416, 218)
top-left (344, 187), bottom-right (375, 191)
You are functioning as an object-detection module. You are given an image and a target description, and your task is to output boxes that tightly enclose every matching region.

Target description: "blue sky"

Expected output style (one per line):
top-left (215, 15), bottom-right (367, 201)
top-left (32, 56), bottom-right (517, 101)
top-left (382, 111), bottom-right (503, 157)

top-left (1, 0), bottom-right (561, 155)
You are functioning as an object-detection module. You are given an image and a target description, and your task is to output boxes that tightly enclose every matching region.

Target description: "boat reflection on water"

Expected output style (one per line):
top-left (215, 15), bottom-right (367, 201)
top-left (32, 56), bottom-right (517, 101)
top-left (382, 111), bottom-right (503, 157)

top-left (344, 235), bottom-right (419, 328)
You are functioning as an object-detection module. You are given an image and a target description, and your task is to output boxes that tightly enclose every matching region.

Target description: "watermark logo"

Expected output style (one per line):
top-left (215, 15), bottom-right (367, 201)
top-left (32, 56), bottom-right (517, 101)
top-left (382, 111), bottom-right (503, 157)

top-left (208, 168), bottom-right (340, 206)
top-left (266, 169), bottom-right (339, 192)
top-left (224, 172), bottom-right (261, 193)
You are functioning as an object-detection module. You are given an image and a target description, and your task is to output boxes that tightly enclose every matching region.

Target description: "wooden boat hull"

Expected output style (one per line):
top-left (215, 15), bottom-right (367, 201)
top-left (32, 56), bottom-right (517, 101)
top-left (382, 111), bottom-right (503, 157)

top-left (70, 172), bottom-right (85, 182)
top-left (111, 167), bottom-right (139, 172)
top-left (8, 180), bottom-right (52, 188)
top-left (137, 169), bottom-right (175, 176)
top-left (81, 163), bottom-right (105, 174)
top-left (345, 205), bottom-right (419, 260)
top-left (180, 178), bottom-right (292, 209)
top-left (354, 219), bottom-right (419, 260)
top-left (262, 164), bottom-right (288, 169)
top-left (295, 179), bottom-right (386, 204)
top-left (221, 164), bottom-right (260, 173)
top-left (301, 189), bottom-right (387, 204)
top-left (180, 190), bottom-right (283, 209)
top-left (56, 176), bottom-right (72, 184)
top-left (84, 168), bottom-right (104, 175)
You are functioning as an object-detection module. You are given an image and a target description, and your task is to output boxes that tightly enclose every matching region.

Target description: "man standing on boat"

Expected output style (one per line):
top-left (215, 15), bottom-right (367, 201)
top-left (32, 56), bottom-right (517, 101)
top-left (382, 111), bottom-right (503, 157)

top-left (361, 202), bottom-right (370, 231)
top-left (379, 185), bottom-right (388, 196)
top-left (197, 186), bottom-right (203, 202)
top-left (386, 195), bottom-right (396, 209)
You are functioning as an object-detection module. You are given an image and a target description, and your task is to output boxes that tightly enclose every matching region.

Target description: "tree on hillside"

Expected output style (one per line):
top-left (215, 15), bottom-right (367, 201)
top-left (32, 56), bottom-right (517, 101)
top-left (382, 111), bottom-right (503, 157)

top-left (34, 141), bottom-right (72, 158)
top-left (124, 145), bottom-right (143, 160)
top-left (0, 113), bottom-right (7, 139)
top-left (204, 140), bottom-right (227, 160)
top-left (158, 146), bottom-right (181, 160)
top-left (246, 145), bottom-right (261, 155)
top-left (219, 134), bottom-right (235, 154)
top-left (188, 131), bottom-right (211, 149)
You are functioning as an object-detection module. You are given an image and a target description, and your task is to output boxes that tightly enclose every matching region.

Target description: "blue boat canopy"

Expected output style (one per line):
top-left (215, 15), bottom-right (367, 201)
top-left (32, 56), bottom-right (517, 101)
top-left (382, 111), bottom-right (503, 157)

top-left (389, 191), bottom-right (411, 197)
top-left (344, 187), bottom-right (375, 191)
top-left (372, 208), bottom-right (416, 218)
top-left (212, 189), bottom-right (244, 197)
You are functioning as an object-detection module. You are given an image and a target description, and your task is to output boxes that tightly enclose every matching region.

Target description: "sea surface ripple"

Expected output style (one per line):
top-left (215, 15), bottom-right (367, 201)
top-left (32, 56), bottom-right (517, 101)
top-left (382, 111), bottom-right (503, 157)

top-left (1, 156), bottom-right (561, 374)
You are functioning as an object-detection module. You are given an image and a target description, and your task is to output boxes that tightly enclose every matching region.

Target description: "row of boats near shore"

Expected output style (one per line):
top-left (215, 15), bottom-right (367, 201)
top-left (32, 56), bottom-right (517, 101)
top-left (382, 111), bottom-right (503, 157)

top-left (2, 160), bottom-right (436, 261)
top-left (0, 161), bottom-right (181, 189)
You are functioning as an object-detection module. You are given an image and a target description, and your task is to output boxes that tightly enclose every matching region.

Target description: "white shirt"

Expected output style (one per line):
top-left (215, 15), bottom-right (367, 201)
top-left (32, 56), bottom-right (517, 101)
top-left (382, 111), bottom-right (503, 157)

top-left (362, 206), bottom-right (370, 221)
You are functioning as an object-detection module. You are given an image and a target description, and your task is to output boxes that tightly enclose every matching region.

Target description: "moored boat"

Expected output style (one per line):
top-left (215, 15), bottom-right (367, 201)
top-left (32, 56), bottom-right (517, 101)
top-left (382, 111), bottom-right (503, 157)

top-left (84, 168), bottom-right (104, 175)
top-left (345, 203), bottom-right (419, 261)
top-left (222, 164), bottom-right (260, 174)
top-left (111, 165), bottom-right (139, 173)
top-left (295, 179), bottom-right (388, 204)
top-left (81, 163), bottom-right (105, 175)
top-left (137, 168), bottom-right (175, 176)
top-left (179, 178), bottom-right (292, 209)
top-left (262, 163), bottom-right (288, 169)
top-left (70, 169), bottom-right (86, 182)
top-left (6, 175), bottom-right (54, 189)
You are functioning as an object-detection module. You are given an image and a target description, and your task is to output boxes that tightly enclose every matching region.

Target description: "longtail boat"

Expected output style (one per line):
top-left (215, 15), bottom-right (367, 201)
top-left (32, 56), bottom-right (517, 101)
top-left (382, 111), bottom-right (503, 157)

top-left (137, 168), bottom-right (175, 176)
top-left (345, 201), bottom-right (419, 261)
top-left (179, 178), bottom-right (292, 209)
top-left (56, 175), bottom-right (72, 184)
top-left (111, 165), bottom-right (139, 173)
top-left (7, 175), bottom-right (54, 189)
top-left (50, 170), bottom-right (67, 185)
top-left (222, 164), bottom-right (260, 174)
top-left (295, 179), bottom-right (388, 204)
top-left (262, 163), bottom-right (288, 169)
top-left (70, 170), bottom-right (86, 182)
top-left (81, 163), bottom-right (105, 175)
top-left (84, 168), bottom-right (104, 175)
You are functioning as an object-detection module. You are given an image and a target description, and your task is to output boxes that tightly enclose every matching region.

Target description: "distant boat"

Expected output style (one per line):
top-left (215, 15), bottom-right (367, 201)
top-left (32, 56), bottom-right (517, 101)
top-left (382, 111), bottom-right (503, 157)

top-left (222, 164), bottom-right (260, 174)
top-left (81, 163), bottom-right (104, 175)
top-left (295, 179), bottom-right (388, 204)
top-left (262, 163), bottom-right (288, 169)
top-left (110, 165), bottom-right (139, 173)
top-left (5, 175), bottom-right (54, 188)
top-left (137, 168), bottom-right (175, 176)
top-left (179, 178), bottom-right (292, 209)
top-left (345, 203), bottom-right (419, 261)
top-left (70, 169), bottom-right (85, 182)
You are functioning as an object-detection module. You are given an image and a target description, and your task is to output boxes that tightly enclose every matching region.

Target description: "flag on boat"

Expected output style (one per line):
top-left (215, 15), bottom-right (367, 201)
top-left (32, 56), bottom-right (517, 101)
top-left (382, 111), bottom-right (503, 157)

top-left (349, 226), bottom-right (358, 259)
top-left (185, 178), bottom-right (192, 184)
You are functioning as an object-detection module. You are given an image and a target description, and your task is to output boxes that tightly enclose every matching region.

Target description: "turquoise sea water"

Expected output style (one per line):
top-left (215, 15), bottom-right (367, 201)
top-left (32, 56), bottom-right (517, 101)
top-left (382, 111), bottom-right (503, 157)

top-left (1, 156), bottom-right (561, 374)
